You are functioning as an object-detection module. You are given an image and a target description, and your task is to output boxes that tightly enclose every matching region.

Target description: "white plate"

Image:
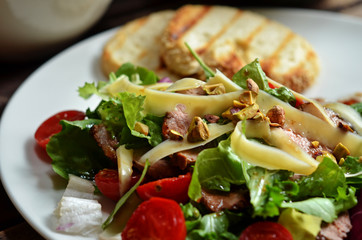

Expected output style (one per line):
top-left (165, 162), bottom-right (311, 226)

top-left (0, 8), bottom-right (362, 240)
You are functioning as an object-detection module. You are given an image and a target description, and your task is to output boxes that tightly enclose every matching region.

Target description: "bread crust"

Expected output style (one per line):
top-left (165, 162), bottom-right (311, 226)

top-left (101, 10), bottom-right (178, 79)
top-left (160, 5), bottom-right (320, 92)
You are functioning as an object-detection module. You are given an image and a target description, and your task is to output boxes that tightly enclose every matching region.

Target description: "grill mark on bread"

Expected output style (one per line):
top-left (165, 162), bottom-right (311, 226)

top-left (241, 19), bottom-right (269, 51)
top-left (170, 5), bottom-right (211, 41)
top-left (197, 10), bottom-right (244, 55)
top-left (261, 32), bottom-right (296, 75)
top-left (114, 16), bottom-right (149, 50)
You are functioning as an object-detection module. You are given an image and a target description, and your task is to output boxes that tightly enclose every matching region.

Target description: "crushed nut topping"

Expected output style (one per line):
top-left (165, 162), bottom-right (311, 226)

top-left (187, 116), bottom-right (210, 142)
top-left (246, 78), bottom-right (259, 94)
top-left (169, 130), bottom-right (184, 141)
top-left (333, 142), bottom-right (350, 161)
top-left (134, 122), bottom-right (149, 136)
top-left (204, 114), bottom-right (220, 123)
top-left (239, 91), bottom-right (257, 105)
top-left (266, 105), bottom-right (285, 127)
top-left (203, 83), bottom-right (226, 95)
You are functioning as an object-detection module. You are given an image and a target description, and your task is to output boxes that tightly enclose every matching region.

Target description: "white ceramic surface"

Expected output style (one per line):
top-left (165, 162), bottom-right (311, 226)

top-left (0, 0), bottom-right (112, 61)
top-left (0, 8), bottom-right (362, 240)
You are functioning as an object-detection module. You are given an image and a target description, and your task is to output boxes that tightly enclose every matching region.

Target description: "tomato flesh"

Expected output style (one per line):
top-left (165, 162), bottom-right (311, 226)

top-left (34, 110), bottom-right (85, 148)
top-left (239, 221), bottom-right (293, 240)
top-left (121, 197), bottom-right (186, 240)
top-left (95, 169), bottom-right (120, 202)
top-left (136, 173), bottom-right (191, 203)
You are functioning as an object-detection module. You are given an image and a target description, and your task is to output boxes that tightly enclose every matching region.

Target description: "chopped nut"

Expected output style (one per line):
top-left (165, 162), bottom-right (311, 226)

top-left (169, 130), bottom-right (184, 141)
top-left (246, 78), bottom-right (259, 94)
top-left (187, 116), bottom-right (210, 142)
top-left (222, 107), bottom-right (237, 121)
top-left (266, 105), bottom-right (285, 127)
top-left (239, 91), bottom-right (257, 105)
top-left (203, 83), bottom-right (226, 95)
top-left (311, 141), bottom-right (320, 148)
top-left (134, 122), bottom-right (149, 136)
top-left (333, 143), bottom-right (350, 160)
top-left (252, 111), bottom-right (265, 120)
top-left (233, 100), bottom-right (248, 109)
top-left (337, 122), bottom-right (354, 132)
top-left (233, 104), bottom-right (259, 121)
top-left (338, 158), bottom-right (345, 166)
top-left (204, 114), bottom-right (220, 123)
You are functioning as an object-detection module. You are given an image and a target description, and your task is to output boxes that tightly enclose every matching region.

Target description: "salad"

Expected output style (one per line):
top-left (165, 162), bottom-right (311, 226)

top-left (34, 58), bottom-right (362, 240)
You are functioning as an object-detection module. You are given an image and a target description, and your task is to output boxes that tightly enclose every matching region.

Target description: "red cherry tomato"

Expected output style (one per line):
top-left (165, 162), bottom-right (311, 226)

top-left (34, 110), bottom-right (85, 148)
top-left (295, 97), bottom-right (304, 108)
top-left (95, 169), bottom-right (120, 202)
top-left (239, 221), bottom-right (293, 240)
top-left (136, 173), bottom-right (191, 204)
top-left (268, 82), bottom-right (276, 89)
top-left (121, 197), bottom-right (187, 240)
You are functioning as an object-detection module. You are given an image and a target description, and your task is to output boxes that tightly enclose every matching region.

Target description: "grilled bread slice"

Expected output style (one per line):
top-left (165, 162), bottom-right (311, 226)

top-left (160, 5), bottom-right (320, 92)
top-left (101, 10), bottom-right (178, 79)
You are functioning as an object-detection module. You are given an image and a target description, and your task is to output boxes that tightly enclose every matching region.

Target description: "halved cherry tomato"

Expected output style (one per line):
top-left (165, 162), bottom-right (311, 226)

top-left (34, 110), bottom-right (85, 148)
top-left (95, 169), bottom-right (120, 202)
top-left (295, 97), bottom-right (304, 108)
top-left (136, 173), bottom-right (191, 204)
top-left (239, 221), bottom-right (293, 240)
top-left (268, 82), bottom-right (276, 89)
top-left (121, 197), bottom-right (187, 240)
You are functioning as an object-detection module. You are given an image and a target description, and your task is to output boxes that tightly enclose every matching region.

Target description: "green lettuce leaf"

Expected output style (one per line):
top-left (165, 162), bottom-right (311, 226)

top-left (119, 92), bottom-right (162, 147)
top-left (78, 81), bottom-right (109, 99)
top-left (340, 156), bottom-right (362, 187)
top-left (188, 139), bottom-right (250, 201)
top-left (47, 119), bottom-right (113, 180)
top-left (86, 93), bottom-right (163, 148)
top-left (78, 62), bottom-right (159, 100)
top-left (115, 62), bottom-right (159, 85)
top-left (91, 99), bottom-right (127, 138)
top-left (281, 197), bottom-right (337, 223)
top-left (232, 58), bottom-right (269, 90)
top-left (351, 102), bottom-right (362, 117)
top-left (186, 211), bottom-right (238, 240)
top-left (281, 186), bottom-right (357, 223)
top-left (247, 167), bottom-right (296, 218)
top-left (296, 157), bottom-right (346, 199)
top-left (334, 186), bottom-right (358, 214)
top-left (231, 59), bottom-right (296, 106)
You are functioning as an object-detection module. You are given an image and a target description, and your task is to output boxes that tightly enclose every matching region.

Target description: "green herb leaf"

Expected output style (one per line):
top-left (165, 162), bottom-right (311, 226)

top-left (351, 102), bottom-right (362, 117)
top-left (232, 58), bottom-right (269, 90)
top-left (188, 139), bottom-right (249, 201)
top-left (102, 160), bottom-right (150, 229)
top-left (115, 62), bottom-right (159, 85)
top-left (247, 167), bottom-right (294, 218)
top-left (296, 157), bottom-right (346, 199)
top-left (185, 42), bottom-right (215, 78)
top-left (281, 198), bottom-right (337, 223)
top-left (231, 59), bottom-right (296, 105)
top-left (186, 211), bottom-right (239, 240)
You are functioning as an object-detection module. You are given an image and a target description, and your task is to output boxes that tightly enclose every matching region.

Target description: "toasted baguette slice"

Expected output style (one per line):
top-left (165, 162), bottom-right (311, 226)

top-left (160, 5), bottom-right (320, 92)
top-left (101, 10), bottom-right (178, 80)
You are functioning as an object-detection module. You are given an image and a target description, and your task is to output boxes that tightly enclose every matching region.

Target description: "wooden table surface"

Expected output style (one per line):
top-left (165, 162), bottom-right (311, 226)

top-left (1, 0), bottom-right (361, 239)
